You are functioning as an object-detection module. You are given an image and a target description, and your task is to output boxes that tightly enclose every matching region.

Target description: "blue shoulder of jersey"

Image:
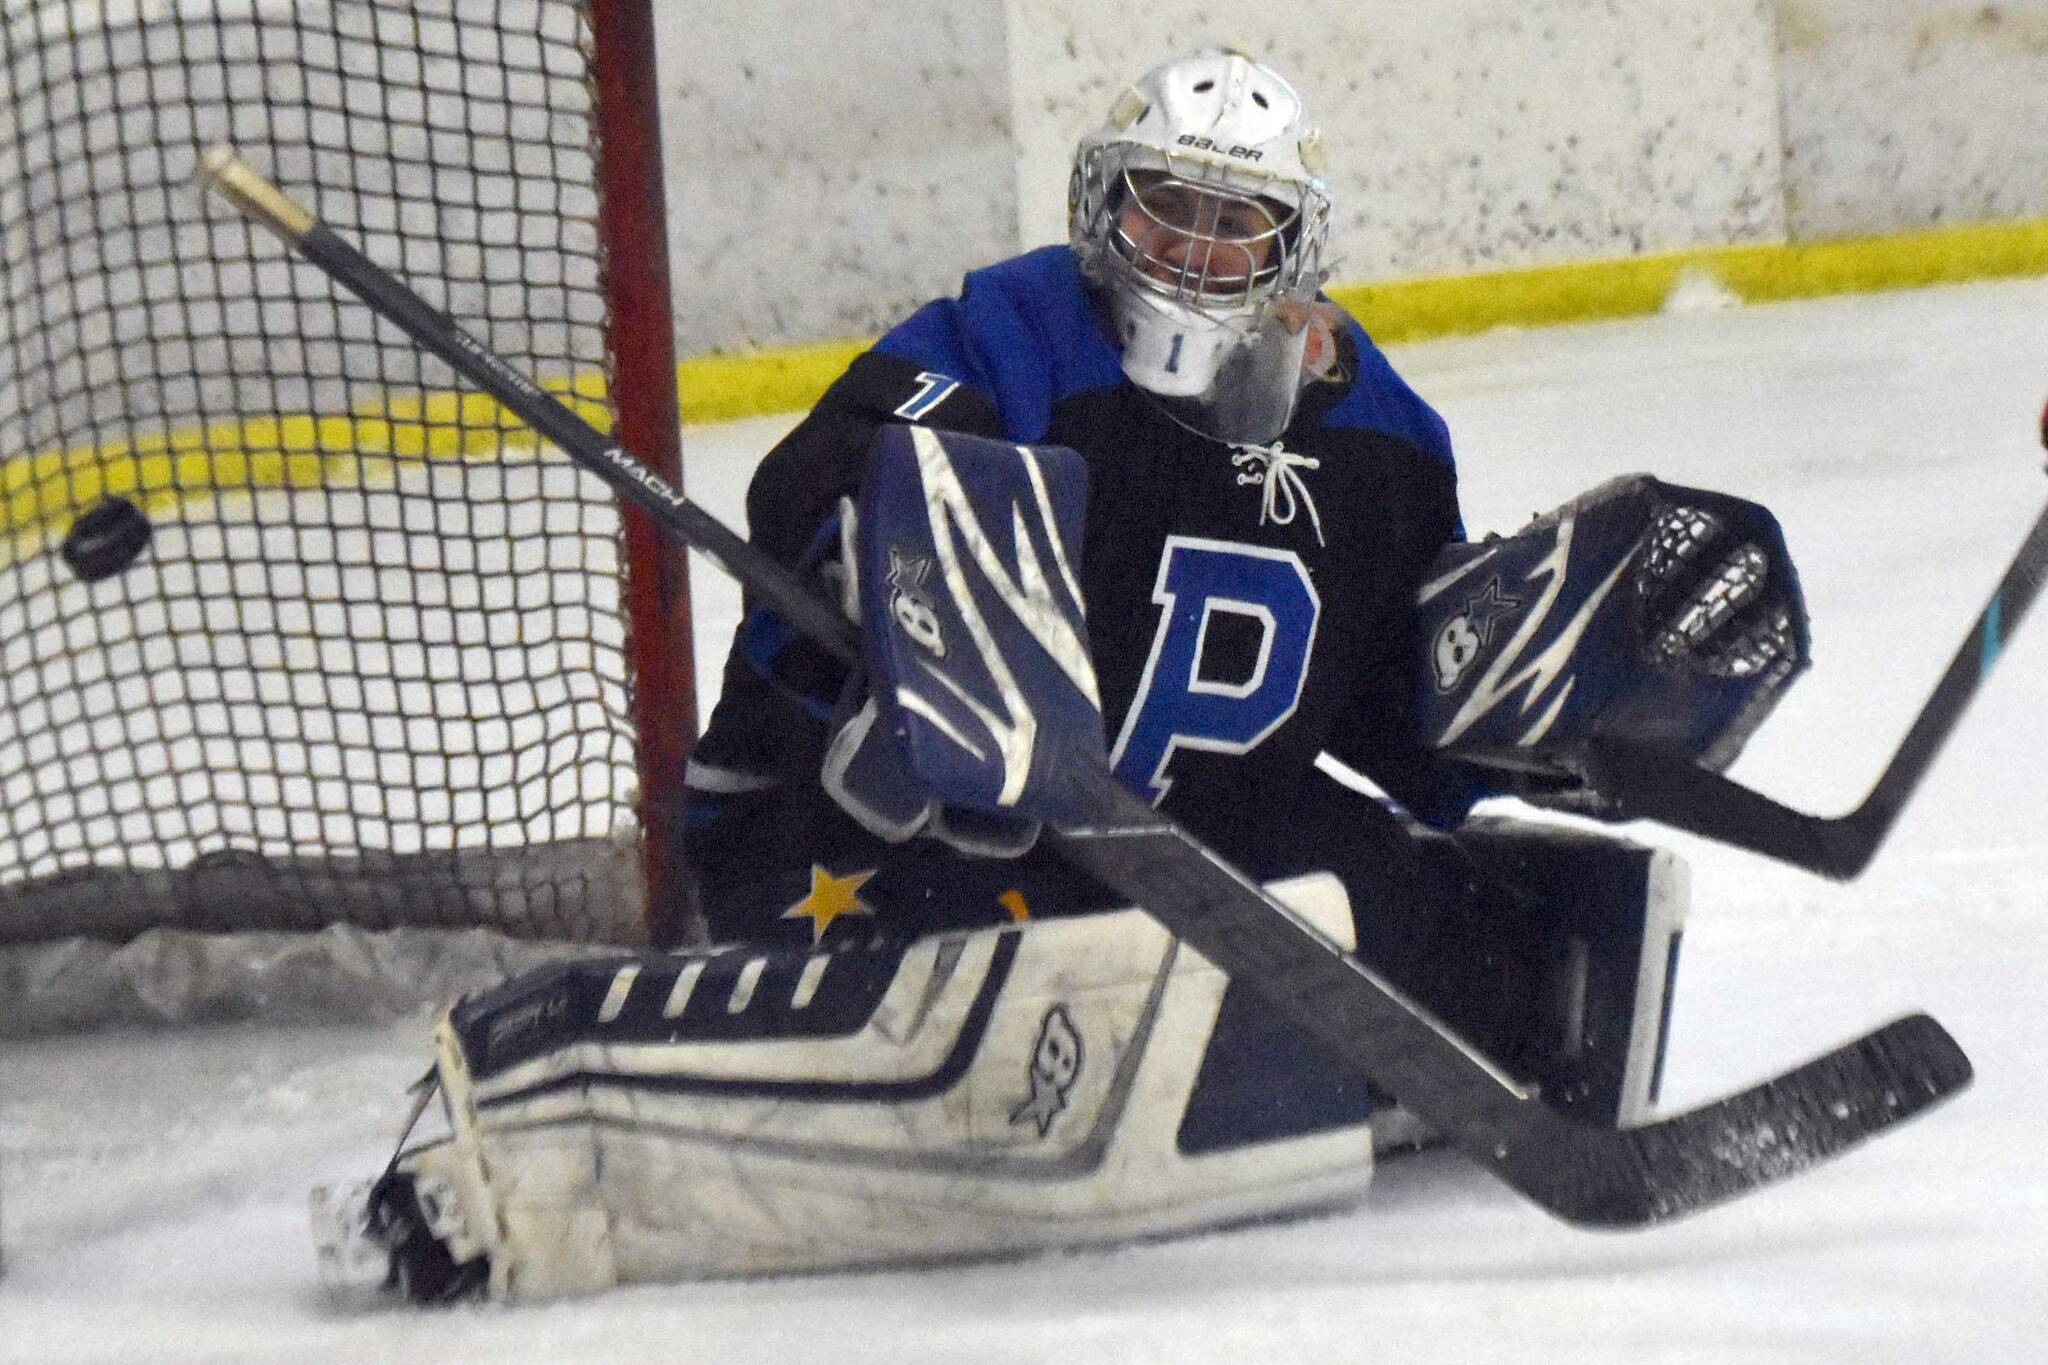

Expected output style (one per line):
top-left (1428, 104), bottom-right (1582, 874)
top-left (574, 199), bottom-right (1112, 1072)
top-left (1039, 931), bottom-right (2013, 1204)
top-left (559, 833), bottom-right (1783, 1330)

top-left (872, 246), bottom-right (1126, 442)
top-left (1318, 315), bottom-right (1456, 470)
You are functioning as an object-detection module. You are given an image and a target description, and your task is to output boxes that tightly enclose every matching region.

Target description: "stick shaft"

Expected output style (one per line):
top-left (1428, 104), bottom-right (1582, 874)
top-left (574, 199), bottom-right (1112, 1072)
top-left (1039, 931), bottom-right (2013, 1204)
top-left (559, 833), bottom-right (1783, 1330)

top-left (201, 147), bottom-right (862, 665)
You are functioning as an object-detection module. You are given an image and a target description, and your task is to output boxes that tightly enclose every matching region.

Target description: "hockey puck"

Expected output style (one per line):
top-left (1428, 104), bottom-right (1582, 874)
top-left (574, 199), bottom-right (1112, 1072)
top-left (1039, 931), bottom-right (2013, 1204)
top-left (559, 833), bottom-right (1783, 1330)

top-left (60, 494), bottom-right (153, 582)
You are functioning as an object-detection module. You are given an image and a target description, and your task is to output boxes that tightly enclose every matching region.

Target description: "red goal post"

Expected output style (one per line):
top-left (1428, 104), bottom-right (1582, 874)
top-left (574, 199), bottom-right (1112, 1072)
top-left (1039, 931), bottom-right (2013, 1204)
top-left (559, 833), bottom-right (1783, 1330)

top-left (0, 0), bottom-right (698, 951)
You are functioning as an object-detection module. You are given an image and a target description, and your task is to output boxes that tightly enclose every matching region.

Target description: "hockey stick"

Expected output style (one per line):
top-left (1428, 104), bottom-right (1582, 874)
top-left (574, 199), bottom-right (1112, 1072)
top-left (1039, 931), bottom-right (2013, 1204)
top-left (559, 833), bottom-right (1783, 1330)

top-left (1578, 467), bottom-right (2048, 880)
top-left (199, 147), bottom-right (1970, 1229)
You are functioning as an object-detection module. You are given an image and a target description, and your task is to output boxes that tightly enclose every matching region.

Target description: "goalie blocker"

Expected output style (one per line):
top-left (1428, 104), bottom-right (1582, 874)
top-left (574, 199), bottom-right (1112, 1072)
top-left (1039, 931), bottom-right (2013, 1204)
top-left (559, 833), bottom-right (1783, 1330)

top-left (317, 822), bottom-right (1685, 1301)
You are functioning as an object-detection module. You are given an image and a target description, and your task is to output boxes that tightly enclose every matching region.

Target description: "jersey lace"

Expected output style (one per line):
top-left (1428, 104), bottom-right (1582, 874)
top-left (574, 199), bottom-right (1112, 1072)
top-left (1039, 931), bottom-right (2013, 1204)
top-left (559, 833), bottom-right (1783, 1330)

top-left (1232, 442), bottom-right (1325, 546)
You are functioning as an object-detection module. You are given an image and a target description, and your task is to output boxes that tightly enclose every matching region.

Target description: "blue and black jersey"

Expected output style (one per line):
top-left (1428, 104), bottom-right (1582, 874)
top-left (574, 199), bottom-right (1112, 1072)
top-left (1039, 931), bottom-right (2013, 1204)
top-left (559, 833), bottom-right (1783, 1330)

top-left (687, 246), bottom-right (1483, 945)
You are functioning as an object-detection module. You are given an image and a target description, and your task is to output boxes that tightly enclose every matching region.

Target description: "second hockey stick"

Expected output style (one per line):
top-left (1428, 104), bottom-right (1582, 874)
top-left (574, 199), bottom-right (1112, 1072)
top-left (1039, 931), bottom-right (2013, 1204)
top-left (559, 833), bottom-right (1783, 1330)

top-left (199, 147), bottom-right (1971, 1230)
top-left (1579, 462), bottom-right (2048, 879)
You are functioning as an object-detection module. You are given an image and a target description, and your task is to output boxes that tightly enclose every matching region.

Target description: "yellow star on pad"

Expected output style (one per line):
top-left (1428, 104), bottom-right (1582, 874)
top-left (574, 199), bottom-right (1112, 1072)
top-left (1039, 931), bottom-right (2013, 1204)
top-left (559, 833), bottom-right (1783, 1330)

top-left (782, 864), bottom-right (877, 943)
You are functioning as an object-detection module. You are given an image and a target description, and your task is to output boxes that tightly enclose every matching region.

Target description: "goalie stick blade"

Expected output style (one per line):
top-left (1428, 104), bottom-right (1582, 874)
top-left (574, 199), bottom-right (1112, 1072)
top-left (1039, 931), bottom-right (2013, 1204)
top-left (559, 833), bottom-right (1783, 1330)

top-left (1508, 1013), bottom-right (1971, 1227)
top-left (1046, 763), bottom-right (1973, 1228)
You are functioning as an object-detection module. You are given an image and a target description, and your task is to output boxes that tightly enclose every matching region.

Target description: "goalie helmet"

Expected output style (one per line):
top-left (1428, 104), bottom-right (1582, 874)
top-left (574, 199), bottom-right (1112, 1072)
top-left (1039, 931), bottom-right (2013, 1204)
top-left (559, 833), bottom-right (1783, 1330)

top-left (1070, 49), bottom-right (1332, 440)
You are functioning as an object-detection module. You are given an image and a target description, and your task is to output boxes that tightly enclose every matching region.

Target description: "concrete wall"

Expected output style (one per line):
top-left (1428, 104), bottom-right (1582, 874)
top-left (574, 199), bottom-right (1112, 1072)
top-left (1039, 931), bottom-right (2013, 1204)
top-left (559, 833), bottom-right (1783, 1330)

top-left (653, 0), bottom-right (2048, 358)
top-left (654, 1), bottom-right (1017, 356)
top-left (1004, 1), bottom-right (1786, 278)
top-left (1776, 0), bottom-right (2048, 238)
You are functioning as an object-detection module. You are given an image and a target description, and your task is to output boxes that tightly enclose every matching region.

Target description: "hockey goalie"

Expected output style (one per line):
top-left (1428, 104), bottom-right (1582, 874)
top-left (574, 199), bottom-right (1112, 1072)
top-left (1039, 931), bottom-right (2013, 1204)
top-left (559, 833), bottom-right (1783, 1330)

top-left (312, 51), bottom-right (1812, 1301)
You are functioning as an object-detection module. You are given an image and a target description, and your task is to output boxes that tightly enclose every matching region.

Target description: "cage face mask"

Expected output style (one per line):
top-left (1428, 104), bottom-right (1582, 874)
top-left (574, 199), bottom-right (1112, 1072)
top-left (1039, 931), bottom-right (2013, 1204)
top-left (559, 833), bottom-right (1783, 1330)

top-left (1069, 49), bottom-right (1331, 441)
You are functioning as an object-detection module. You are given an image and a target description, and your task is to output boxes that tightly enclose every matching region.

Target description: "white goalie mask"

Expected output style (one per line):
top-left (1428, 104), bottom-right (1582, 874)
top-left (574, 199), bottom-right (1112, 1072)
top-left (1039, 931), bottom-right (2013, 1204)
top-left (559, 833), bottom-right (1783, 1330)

top-left (1070, 49), bottom-right (1333, 442)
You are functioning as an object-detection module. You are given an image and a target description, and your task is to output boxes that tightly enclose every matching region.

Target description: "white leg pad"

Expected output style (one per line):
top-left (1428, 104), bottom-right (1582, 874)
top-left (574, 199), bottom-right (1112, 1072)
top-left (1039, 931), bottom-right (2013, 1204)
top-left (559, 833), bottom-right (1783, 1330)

top-left (399, 873), bottom-right (1375, 1296)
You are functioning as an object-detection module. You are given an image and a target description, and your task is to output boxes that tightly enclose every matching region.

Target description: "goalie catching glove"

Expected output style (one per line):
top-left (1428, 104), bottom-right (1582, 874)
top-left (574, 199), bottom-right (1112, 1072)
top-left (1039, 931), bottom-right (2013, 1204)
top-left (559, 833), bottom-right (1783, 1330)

top-left (1416, 474), bottom-right (1810, 815)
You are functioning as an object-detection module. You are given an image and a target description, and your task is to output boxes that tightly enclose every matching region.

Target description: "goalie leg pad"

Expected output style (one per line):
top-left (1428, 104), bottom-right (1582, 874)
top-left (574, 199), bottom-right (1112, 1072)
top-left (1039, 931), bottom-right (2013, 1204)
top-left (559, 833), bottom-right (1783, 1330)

top-left (384, 874), bottom-right (1375, 1297)
top-left (1448, 817), bottom-right (1688, 1128)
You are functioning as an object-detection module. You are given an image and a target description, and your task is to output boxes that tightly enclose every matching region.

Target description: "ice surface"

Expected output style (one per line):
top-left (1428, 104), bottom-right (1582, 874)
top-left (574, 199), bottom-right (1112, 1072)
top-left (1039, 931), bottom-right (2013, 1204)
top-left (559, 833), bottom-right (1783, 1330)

top-left (4, 277), bottom-right (2047, 1363)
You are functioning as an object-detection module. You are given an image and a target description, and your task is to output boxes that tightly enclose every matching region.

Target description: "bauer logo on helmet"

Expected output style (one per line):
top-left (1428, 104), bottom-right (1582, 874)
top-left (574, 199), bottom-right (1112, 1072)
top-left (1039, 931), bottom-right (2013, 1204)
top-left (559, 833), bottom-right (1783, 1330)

top-left (1176, 135), bottom-right (1264, 161)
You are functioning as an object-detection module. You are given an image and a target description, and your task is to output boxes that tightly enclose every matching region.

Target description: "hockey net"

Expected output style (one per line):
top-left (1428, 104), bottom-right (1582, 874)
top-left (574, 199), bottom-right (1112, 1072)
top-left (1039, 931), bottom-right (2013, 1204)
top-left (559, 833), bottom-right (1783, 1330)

top-left (0, 0), bottom-right (695, 1005)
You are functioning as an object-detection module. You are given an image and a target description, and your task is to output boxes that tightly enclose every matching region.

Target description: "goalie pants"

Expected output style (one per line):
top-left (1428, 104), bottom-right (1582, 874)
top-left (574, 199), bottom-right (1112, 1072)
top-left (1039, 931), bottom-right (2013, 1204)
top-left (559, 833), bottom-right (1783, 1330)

top-left (687, 773), bottom-right (1557, 1082)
